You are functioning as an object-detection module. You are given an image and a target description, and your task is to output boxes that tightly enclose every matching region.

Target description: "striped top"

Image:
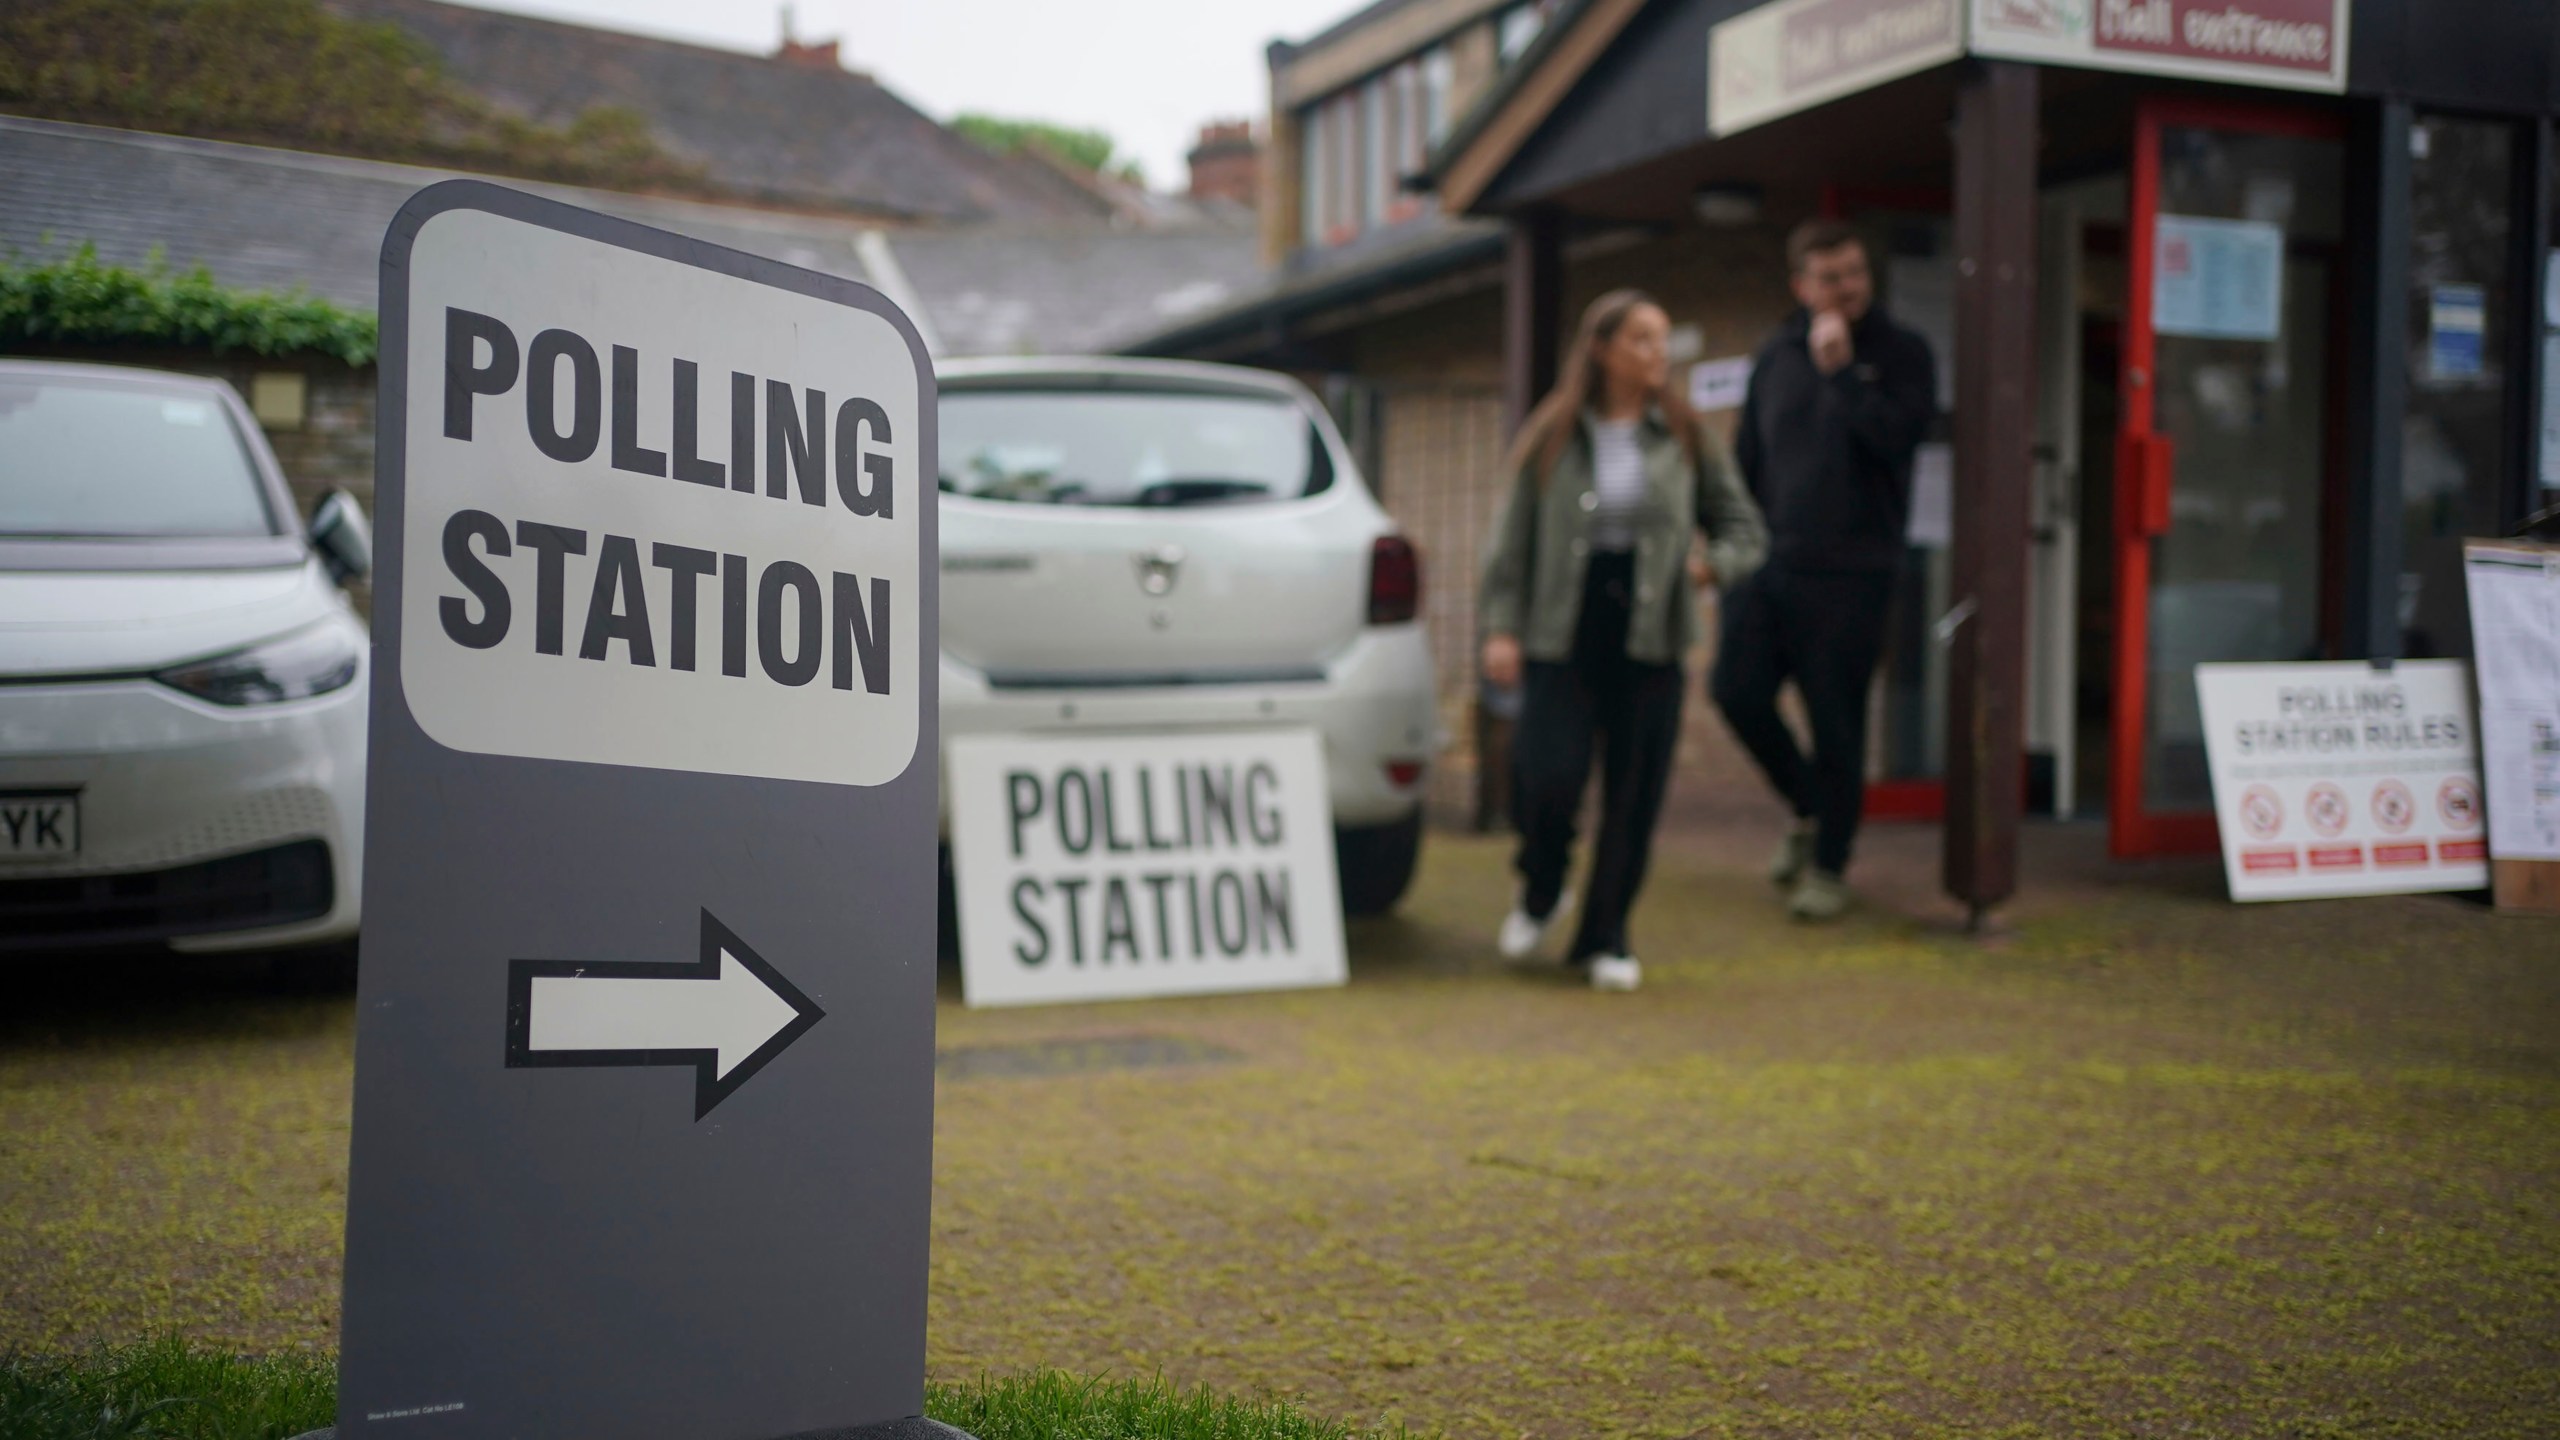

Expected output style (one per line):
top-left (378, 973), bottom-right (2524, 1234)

top-left (1587, 418), bottom-right (1646, 552)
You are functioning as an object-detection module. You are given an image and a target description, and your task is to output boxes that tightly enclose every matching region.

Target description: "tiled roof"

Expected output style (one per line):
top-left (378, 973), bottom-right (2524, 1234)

top-left (0, 117), bottom-right (1260, 361)
top-left (325, 0), bottom-right (1109, 225)
top-left (0, 117), bottom-right (882, 312)
top-left (885, 226), bottom-right (1270, 358)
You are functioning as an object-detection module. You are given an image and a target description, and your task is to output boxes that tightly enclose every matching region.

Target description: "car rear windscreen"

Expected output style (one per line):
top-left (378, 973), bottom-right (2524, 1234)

top-left (939, 387), bottom-right (1330, 507)
top-left (0, 378), bottom-right (276, 537)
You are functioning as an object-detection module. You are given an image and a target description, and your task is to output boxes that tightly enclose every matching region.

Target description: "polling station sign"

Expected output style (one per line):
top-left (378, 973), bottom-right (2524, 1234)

top-left (2196, 660), bottom-right (2487, 902)
top-left (339, 182), bottom-right (940, 1440)
top-left (948, 729), bottom-right (1347, 1008)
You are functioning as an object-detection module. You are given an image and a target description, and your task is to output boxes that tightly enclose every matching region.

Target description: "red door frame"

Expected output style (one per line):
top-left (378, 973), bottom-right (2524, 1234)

top-left (2111, 96), bottom-right (2346, 859)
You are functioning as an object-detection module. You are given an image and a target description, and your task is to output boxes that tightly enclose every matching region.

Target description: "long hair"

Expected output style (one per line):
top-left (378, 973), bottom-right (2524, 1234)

top-left (1505, 288), bottom-right (1701, 481)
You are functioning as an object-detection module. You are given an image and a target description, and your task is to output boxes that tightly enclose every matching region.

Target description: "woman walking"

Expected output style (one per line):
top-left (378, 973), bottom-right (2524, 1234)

top-left (1478, 290), bottom-right (1766, 991)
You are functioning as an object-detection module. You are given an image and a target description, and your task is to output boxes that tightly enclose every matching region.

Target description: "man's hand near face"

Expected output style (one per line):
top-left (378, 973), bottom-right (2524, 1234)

top-left (1808, 309), bottom-right (1854, 376)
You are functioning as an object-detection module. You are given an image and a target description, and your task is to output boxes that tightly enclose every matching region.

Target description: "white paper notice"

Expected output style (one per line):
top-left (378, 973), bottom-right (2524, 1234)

top-left (1688, 355), bottom-right (1754, 413)
top-left (2153, 215), bottom-right (2284, 342)
top-left (2195, 660), bottom-right (2488, 902)
top-left (1905, 442), bottom-right (1953, 549)
top-left (2541, 333), bottom-right (2560, 489)
top-left (2463, 543), bottom-right (2560, 862)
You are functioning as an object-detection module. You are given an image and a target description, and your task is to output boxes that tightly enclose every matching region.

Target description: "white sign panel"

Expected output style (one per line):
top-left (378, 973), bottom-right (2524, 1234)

top-left (402, 207), bottom-right (921, 786)
top-left (2464, 542), bottom-right (2560, 862)
top-left (1970, 0), bottom-right (2348, 93)
top-left (949, 729), bottom-right (1348, 1008)
top-left (1904, 441), bottom-right (1954, 548)
top-left (2196, 660), bottom-right (2488, 902)
top-left (2153, 215), bottom-right (2284, 341)
top-left (1688, 354), bottom-right (1755, 412)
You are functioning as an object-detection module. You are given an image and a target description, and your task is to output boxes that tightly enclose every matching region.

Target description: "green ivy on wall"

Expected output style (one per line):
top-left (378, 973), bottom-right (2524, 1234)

top-left (0, 244), bottom-right (378, 367)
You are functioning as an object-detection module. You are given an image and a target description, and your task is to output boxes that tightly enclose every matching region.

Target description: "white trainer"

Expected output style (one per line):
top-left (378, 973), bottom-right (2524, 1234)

top-left (1588, 954), bottom-right (1641, 991)
top-left (1495, 890), bottom-right (1571, 961)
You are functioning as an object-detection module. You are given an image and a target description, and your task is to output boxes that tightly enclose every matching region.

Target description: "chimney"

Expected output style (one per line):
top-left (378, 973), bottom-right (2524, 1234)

top-left (1186, 120), bottom-right (1259, 208)
top-left (775, 36), bottom-right (840, 69)
top-left (774, 5), bottom-right (840, 69)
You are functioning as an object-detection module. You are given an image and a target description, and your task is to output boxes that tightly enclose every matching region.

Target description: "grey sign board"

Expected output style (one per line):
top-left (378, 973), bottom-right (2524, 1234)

top-left (339, 181), bottom-right (940, 1439)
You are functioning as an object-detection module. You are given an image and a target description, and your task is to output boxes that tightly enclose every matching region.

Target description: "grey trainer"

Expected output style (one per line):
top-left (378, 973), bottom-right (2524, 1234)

top-left (1769, 820), bottom-right (1817, 889)
top-left (1787, 868), bottom-right (1850, 922)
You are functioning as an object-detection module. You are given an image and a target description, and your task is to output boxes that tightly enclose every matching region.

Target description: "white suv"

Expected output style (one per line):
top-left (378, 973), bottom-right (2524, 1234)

top-left (0, 360), bottom-right (372, 958)
top-left (937, 357), bottom-right (1438, 914)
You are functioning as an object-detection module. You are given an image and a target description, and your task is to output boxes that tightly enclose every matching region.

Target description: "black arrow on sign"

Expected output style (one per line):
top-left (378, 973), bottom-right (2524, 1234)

top-left (504, 910), bottom-right (824, 1119)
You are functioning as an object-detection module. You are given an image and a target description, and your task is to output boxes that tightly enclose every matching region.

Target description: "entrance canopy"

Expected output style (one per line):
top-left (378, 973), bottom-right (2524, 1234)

top-left (1423, 0), bottom-right (2558, 224)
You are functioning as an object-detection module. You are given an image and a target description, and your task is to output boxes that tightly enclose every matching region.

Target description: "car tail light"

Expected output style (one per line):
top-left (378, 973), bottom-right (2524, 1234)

top-left (1383, 760), bottom-right (1425, 788)
top-left (1367, 535), bottom-right (1420, 625)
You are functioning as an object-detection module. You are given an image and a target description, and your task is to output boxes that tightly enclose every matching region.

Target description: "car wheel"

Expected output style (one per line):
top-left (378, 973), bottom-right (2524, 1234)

top-left (1335, 810), bottom-right (1423, 918)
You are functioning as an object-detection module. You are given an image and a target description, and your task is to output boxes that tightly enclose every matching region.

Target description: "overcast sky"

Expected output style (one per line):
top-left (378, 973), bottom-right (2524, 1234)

top-left (445, 0), bottom-right (1357, 190)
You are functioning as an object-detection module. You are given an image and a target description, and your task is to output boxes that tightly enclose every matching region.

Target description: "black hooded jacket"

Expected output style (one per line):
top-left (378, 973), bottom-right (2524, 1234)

top-left (1733, 305), bottom-right (1937, 574)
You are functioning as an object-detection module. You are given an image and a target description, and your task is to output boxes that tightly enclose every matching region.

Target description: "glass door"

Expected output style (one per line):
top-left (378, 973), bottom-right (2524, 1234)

top-left (2112, 98), bottom-right (2345, 857)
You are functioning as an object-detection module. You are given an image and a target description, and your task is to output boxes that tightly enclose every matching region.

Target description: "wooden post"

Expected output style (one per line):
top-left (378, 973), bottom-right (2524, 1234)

top-left (1943, 61), bottom-right (2039, 925)
top-left (2342, 96), bottom-right (2412, 662)
top-left (1502, 208), bottom-right (1563, 434)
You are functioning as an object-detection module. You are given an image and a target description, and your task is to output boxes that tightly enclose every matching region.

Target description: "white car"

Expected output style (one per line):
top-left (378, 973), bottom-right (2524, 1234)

top-left (0, 360), bottom-right (372, 957)
top-left (937, 357), bottom-right (1439, 914)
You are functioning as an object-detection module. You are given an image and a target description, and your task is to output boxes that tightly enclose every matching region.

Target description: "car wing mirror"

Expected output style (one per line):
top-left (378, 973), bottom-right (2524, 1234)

top-left (309, 489), bottom-right (373, 583)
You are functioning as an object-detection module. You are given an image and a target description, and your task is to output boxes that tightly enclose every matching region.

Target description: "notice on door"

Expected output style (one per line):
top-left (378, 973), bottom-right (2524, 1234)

top-left (2153, 215), bottom-right (2284, 341)
top-left (948, 729), bottom-right (1347, 1008)
top-left (2463, 541), bottom-right (2560, 864)
top-left (2195, 660), bottom-right (2487, 901)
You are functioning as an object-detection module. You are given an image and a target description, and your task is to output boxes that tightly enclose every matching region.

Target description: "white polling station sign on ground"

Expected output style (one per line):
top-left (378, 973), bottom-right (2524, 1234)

top-left (2195, 660), bottom-right (2488, 901)
top-left (948, 729), bottom-right (1347, 1007)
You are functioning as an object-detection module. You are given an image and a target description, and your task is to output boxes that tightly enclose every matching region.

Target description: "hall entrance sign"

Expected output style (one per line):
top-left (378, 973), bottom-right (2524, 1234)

top-left (340, 181), bottom-right (941, 1440)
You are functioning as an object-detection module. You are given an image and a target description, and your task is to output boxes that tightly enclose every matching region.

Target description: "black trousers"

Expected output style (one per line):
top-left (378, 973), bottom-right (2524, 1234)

top-left (1513, 552), bottom-right (1684, 962)
top-left (1709, 563), bottom-right (1895, 876)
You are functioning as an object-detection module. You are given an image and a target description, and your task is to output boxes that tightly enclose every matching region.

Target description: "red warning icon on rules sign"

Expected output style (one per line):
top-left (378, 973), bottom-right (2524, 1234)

top-left (2371, 780), bottom-right (2416, 835)
top-left (2438, 776), bottom-right (2481, 831)
top-left (2305, 782), bottom-right (2350, 838)
top-left (2239, 785), bottom-right (2284, 841)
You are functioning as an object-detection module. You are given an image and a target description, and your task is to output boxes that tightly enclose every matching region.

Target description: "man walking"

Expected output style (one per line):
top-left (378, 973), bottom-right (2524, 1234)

top-left (1711, 219), bottom-right (1936, 921)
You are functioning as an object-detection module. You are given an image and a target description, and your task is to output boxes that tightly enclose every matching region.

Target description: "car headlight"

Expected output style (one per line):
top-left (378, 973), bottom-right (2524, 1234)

top-left (156, 624), bottom-right (362, 706)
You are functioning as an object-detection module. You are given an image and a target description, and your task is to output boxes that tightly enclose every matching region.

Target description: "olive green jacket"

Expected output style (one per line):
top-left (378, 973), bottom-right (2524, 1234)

top-left (1478, 410), bottom-right (1767, 666)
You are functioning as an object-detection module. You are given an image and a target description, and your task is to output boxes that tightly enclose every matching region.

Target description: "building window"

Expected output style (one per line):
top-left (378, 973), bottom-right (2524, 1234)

top-left (1300, 103), bottom-right (1327, 246)
top-left (1330, 89), bottom-right (1358, 241)
top-left (2399, 113), bottom-right (2517, 658)
top-left (1298, 39), bottom-right (1467, 250)
top-left (1498, 1), bottom-right (1552, 62)
top-left (1360, 76), bottom-right (1389, 227)
top-left (1422, 45), bottom-right (1453, 146)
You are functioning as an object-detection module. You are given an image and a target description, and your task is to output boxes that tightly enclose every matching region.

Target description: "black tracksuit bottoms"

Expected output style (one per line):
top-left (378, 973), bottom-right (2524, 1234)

top-left (1513, 552), bottom-right (1684, 962)
top-left (1709, 562), bottom-right (1895, 877)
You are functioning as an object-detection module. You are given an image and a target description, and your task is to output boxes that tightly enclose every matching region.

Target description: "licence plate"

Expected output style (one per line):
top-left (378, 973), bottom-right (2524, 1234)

top-left (0, 792), bottom-right (79, 857)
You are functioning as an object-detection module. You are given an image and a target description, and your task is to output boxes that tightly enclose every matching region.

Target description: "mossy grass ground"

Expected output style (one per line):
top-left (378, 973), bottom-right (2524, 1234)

top-left (0, 1338), bottom-right (1390, 1440)
top-left (3, 813), bottom-right (2555, 1437)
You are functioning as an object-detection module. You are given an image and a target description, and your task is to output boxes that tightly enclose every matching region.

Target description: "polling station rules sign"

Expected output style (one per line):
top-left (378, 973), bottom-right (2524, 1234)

top-left (948, 730), bottom-right (1347, 1007)
top-left (2196, 660), bottom-right (2487, 902)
